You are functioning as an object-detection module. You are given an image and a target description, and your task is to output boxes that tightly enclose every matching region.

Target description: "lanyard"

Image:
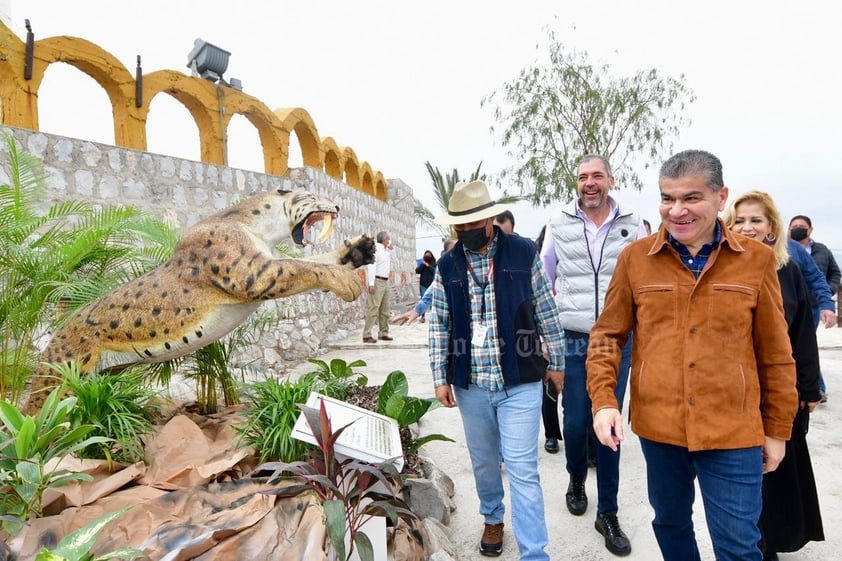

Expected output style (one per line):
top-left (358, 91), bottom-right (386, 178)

top-left (465, 259), bottom-right (494, 319)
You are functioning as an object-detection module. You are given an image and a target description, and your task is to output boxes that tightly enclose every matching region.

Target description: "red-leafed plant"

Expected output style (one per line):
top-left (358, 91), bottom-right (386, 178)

top-left (255, 398), bottom-right (417, 561)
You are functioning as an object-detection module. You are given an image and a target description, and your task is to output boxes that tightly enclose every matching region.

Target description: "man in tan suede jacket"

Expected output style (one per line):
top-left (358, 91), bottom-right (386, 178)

top-left (586, 149), bottom-right (797, 561)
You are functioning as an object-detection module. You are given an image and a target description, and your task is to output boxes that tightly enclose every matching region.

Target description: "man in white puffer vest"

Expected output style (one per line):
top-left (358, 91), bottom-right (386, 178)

top-left (540, 154), bottom-right (646, 557)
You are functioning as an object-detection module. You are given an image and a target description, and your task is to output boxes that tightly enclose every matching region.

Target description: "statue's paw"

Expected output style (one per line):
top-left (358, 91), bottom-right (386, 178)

top-left (339, 234), bottom-right (376, 268)
top-left (334, 273), bottom-right (364, 302)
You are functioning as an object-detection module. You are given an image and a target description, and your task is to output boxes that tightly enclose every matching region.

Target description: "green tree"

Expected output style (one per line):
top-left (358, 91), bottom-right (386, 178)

top-left (482, 29), bottom-right (695, 205)
top-left (415, 161), bottom-right (524, 239)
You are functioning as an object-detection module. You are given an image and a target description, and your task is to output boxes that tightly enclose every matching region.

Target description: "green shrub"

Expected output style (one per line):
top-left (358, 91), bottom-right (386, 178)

top-left (235, 378), bottom-right (314, 463)
top-left (60, 363), bottom-right (156, 465)
top-left (299, 358), bottom-right (368, 400)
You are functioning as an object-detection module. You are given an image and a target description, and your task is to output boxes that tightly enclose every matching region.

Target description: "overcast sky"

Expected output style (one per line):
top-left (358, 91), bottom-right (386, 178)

top-left (7, 0), bottom-right (842, 255)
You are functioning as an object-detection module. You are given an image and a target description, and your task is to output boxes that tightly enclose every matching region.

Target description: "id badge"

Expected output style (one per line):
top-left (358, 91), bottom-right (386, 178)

top-left (472, 322), bottom-right (488, 347)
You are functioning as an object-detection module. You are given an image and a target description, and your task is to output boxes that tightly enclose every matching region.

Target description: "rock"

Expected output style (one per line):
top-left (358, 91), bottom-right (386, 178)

top-left (403, 478), bottom-right (452, 525)
top-left (419, 456), bottom-right (456, 498)
top-left (420, 518), bottom-right (458, 559)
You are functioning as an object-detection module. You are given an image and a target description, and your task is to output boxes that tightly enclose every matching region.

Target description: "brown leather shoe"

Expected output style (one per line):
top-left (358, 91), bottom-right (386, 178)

top-left (379, 335), bottom-right (394, 341)
top-left (362, 337), bottom-right (377, 344)
top-left (479, 522), bottom-right (504, 556)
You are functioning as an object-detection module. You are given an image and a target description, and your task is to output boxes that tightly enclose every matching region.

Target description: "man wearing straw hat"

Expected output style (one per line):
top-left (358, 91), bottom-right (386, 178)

top-left (427, 180), bottom-right (565, 560)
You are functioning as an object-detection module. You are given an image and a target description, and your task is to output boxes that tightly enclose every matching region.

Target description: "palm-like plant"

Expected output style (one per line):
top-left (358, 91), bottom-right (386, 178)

top-left (60, 362), bottom-right (157, 465)
top-left (415, 161), bottom-right (525, 238)
top-left (0, 132), bottom-right (177, 405)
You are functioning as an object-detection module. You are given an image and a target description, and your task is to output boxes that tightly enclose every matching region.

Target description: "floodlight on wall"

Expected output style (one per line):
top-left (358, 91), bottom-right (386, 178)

top-left (186, 38), bottom-right (230, 83)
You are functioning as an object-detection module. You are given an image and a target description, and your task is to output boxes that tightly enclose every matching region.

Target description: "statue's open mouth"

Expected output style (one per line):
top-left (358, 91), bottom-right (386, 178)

top-left (293, 211), bottom-right (337, 246)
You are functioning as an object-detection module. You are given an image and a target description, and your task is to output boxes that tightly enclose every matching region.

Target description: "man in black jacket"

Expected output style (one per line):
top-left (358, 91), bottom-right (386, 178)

top-left (789, 214), bottom-right (841, 400)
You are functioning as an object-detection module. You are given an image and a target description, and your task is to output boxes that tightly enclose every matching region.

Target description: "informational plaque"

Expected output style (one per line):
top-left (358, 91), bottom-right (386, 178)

top-left (291, 392), bottom-right (404, 471)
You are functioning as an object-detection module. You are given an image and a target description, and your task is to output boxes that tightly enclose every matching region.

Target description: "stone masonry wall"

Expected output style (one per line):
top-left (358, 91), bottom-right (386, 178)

top-left (0, 125), bottom-right (418, 376)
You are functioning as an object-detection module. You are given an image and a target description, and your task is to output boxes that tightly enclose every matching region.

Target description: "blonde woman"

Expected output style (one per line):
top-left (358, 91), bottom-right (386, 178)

top-left (723, 190), bottom-right (825, 561)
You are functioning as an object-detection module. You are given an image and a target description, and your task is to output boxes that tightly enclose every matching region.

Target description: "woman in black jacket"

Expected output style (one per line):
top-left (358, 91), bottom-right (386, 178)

top-left (725, 191), bottom-right (825, 561)
top-left (415, 250), bottom-right (436, 322)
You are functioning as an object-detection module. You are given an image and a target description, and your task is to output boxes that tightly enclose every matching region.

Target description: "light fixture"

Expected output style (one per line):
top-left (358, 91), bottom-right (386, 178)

top-left (24, 19), bottom-right (34, 80)
top-left (186, 38), bottom-right (230, 83)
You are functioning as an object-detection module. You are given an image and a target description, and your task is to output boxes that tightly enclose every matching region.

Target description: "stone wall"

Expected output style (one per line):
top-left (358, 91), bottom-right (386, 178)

top-left (0, 125), bottom-right (418, 375)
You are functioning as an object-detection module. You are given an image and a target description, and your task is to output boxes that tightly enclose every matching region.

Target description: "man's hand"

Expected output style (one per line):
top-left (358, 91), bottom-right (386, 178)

top-left (803, 399), bottom-right (821, 413)
top-left (593, 407), bottom-right (624, 452)
top-left (390, 310), bottom-right (420, 325)
top-left (545, 370), bottom-right (564, 394)
top-left (762, 436), bottom-right (786, 473)
top-left (820, 309), bottom-right (836, 328)
top-left (435, 385), bottom-right (456, 408)
top-left (367, 285), bottom-right (375, 295)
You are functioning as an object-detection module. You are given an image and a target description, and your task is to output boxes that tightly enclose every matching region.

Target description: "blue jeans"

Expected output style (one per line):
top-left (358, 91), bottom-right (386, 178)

top-left (454, 382), bottom-right (549, 561)
top-left (561, 330), bottom-right (631, 514)
top-left (639, 438), bottom-right (763, 561)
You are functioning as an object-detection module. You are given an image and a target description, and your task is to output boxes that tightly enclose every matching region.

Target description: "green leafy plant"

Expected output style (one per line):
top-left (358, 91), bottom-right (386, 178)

top-left (257, 399), bottom-right (417, 561)
top-left (300, 358), bottom-right (368, 400)
top-left (0, 131), bottom-right (177, 405)
top-left (34, 505), bottom-right (145, 561)
top-left (377, 371), bottom-right (454, 454)
top-left (59, 363), bottom-right (156, 465)
top-left (0, 388), bottom-right (110, 533)
top-left (235, 377), bottom-right (315, 463)
top-left (414, 161), bottom-right (525, 238)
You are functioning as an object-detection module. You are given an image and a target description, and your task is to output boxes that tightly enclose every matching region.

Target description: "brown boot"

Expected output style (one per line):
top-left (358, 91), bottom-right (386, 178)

top-left (480, 522), bottom-right (504, 556)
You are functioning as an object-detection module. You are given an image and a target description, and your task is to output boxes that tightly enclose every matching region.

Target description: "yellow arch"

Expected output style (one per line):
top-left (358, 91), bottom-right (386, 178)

top-left (0, 20), bottom-right (388, 198)
top-left (342, 146), bottom-right (360, 188)
top-left (373, 171), bottom-right (387, 200)
top-left (360, 162), bottom-right (375, 197)
top-left (273, 107), bottom-right (324, 171)
top-left (320, 136), bottom-right (343, 180)
top-left (223, 92), bottom-right (287, 175)
top-left (142, 70), bottom-right (224, 164)
top-left (14, 33), bottom-right (143, 145)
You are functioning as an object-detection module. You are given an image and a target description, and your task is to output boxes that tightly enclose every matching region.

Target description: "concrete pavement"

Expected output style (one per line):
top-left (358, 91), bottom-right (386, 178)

top-left (286, 318), bottom-right (842, 561)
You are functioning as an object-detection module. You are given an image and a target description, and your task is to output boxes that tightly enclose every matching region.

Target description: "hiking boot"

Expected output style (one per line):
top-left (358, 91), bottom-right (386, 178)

top-left (479, 522), bottom-right (504, 556)
top-left (595, 512), bottom-right (631, 556)
top-left (566, 475), bottom-right (588, 515)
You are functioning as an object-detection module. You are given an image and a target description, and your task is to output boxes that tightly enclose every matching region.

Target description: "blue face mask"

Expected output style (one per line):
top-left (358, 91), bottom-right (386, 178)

top-left (457, 226), bottom-right (489, 251)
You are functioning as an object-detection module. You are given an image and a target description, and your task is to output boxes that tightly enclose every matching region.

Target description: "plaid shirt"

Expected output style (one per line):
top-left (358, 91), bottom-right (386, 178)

top-left (668, 221), bottom-right (723, 278)
top-left (428, 235), bottom-right (565, 390)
